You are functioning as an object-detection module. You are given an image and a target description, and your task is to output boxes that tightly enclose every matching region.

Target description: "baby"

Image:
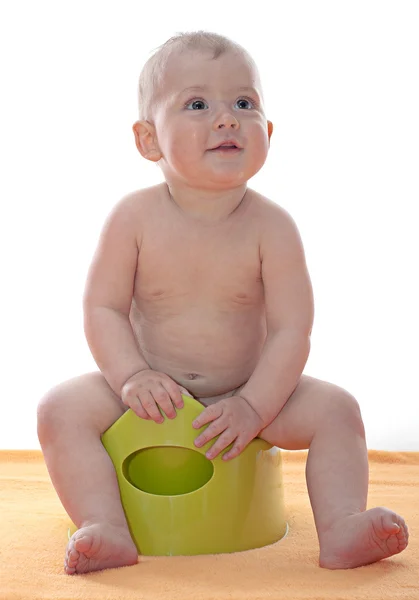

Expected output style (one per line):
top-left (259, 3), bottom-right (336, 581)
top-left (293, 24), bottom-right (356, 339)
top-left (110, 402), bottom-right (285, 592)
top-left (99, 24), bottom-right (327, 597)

top-left (37, 31), bottom-right (408, 575)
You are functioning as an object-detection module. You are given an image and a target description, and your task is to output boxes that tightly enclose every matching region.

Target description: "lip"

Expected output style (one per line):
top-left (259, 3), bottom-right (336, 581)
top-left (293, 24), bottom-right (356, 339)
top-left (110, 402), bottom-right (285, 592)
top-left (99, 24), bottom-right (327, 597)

top-left (209, 140), bottom-right (242, 150)
top-left (209, 147), bottom-right (242, 155)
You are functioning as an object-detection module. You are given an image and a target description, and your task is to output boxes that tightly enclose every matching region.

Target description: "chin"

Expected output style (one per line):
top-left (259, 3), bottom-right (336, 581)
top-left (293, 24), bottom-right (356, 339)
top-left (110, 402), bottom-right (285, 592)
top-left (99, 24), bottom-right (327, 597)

top-left (210, 177), bottom-right (248, 189)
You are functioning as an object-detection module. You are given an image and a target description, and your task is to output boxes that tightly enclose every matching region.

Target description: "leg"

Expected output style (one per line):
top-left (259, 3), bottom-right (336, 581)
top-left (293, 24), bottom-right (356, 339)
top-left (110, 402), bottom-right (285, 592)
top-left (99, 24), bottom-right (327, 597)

top-left (259, 375), bottom-right (409, 569)
top-left (37, 372), bottom-right (138, 575)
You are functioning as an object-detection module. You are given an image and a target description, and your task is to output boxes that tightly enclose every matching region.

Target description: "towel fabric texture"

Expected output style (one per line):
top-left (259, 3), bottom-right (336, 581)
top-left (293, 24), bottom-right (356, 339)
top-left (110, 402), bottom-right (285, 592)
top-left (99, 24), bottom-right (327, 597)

top-left (1, 449), bottom-right (418, 600)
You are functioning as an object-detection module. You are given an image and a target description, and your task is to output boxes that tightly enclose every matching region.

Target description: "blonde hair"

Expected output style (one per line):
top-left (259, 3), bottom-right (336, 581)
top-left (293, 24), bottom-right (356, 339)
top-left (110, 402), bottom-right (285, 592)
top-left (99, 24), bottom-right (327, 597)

top-left (137, 31), bottom-right (261, 122)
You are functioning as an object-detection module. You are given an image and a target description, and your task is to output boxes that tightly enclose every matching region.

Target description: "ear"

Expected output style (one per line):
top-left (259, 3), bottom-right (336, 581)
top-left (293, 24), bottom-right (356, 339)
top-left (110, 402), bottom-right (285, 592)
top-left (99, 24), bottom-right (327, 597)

top-left (132, 120), bottom-right (162, 162)
top-left (267, 120), bottom-right (273, 141)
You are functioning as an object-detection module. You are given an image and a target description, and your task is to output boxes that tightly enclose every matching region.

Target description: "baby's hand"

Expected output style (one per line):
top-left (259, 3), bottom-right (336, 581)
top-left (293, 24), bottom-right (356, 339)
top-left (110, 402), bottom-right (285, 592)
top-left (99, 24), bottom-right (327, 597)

top-left (192, 396), bottom-right (264, 461)
top-left (121, 369), bottom-right (191, 423)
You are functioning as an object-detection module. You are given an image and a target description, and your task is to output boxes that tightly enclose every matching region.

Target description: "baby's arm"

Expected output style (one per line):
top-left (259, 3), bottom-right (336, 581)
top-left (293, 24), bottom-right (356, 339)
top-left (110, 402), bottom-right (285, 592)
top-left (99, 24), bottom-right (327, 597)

top-left (239, 206), bottom-right (314, 427)
top-left (83, 194), bottom-right (149, 396)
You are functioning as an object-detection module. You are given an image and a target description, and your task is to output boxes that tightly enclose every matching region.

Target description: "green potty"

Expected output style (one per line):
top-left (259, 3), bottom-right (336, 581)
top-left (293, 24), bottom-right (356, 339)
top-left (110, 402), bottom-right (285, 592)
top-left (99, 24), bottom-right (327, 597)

top-left (69, 394), bottom-right (287, 556)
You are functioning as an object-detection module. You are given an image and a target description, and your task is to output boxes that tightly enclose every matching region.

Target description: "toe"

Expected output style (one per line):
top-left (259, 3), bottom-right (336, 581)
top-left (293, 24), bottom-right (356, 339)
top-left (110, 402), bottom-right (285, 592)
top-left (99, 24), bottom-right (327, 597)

top-left (68, 548), bottom-right (80, 566)
top-left (64, 563), bottom-right (76, 575)
top-left (65, 539), bottom-right (79, 566)
top-left (382, 511), bottom-right (401, 533)
top-left (397, 523), bottom-right (409, 550)
top-left (399, 519), bottom-right (409, 541)
top-left (64, 549), bottom-right (78, 575)
top-left (74, 533), bottom-right (94, 555)
top-left (377, 511), bottom-right (408, 554)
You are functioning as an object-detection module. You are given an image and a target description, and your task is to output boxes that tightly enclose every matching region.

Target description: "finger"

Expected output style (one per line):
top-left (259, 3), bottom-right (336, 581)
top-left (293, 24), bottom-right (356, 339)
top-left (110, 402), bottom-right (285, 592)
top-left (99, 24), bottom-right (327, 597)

top-left (194, 417), bottom-right (227, 448)
top-left (128, 396), bottom-right (151, 420)
top-left (204, 430), bottom-right (237, 460)
top-left (141, 391), bottom-right (165, 423)
top-left (153, 385), bottom-right (178, 420)
top-left (192, 403), bottom-right (223, 429)
top-left (161, 380), bottom-right (185, 409)
top-left (221, 436), bottom-right (248, 461)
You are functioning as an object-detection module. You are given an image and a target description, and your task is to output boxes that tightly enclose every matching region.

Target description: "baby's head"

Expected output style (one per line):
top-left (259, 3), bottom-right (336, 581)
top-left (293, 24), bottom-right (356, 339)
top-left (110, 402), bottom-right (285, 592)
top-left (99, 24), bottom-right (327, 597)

top-left (133, 31), bottom-right (273, 189)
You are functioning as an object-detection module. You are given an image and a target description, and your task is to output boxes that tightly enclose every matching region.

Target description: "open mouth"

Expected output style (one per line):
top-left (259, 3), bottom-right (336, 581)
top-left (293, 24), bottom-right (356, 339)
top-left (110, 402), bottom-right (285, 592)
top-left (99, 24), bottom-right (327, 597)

top-left (210, 145), bottom-right (241, 152)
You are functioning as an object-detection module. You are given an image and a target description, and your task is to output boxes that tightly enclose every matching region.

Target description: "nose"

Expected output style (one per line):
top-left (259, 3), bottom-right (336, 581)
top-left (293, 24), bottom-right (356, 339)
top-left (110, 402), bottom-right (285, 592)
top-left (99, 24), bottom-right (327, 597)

top-left (213, 111), bottom-right (239, 130)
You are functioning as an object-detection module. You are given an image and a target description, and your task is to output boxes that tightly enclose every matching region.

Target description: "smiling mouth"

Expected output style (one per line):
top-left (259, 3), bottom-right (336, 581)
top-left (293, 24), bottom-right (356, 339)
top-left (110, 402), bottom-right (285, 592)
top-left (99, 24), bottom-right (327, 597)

top-left (209, 146), bottom-right (242, 152)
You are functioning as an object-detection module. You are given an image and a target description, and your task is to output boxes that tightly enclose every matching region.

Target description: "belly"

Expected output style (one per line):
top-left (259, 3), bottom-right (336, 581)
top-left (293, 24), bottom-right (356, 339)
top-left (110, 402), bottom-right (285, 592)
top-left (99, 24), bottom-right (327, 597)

top-left (130, 306), bottom-right (267, 397)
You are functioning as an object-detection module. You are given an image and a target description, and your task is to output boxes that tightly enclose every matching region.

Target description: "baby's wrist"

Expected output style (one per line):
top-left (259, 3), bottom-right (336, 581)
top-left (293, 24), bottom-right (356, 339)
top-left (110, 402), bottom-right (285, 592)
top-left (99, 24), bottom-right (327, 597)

top-left (238, 395), bottom-right (265, 427)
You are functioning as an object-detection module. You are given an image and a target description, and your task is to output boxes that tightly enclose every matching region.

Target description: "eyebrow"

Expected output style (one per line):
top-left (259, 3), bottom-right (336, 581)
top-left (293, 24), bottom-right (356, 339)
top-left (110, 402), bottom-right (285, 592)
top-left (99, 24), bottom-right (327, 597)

top-left (178, 85), bottom-right (260, 97)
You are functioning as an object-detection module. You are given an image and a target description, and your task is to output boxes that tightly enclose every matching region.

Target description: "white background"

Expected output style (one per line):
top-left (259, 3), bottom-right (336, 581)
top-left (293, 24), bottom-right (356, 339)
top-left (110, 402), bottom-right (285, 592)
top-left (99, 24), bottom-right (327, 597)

top-left (0, 1), bottom-right (418, 450)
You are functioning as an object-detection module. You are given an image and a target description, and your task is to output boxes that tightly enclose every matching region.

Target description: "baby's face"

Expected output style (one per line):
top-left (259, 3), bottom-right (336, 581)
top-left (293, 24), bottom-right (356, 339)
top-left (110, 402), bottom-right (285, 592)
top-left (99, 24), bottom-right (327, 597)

top-left (147, 50), bottom-right (272, 189)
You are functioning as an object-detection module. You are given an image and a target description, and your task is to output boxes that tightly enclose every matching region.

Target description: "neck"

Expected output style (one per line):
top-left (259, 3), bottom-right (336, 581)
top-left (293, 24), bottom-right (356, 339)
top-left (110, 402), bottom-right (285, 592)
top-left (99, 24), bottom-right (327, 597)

top-left (164, 183), bottom-right (248, 224)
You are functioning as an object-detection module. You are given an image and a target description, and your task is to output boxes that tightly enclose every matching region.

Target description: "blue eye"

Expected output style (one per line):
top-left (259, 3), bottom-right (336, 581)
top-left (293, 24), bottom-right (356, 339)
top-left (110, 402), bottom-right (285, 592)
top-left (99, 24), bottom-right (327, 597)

top-left (185, 99), bottom-right (208, 110)
top-left (235, 98), bottom-right (254, 110)
top-left (184, 97), bottom-right (257, 110)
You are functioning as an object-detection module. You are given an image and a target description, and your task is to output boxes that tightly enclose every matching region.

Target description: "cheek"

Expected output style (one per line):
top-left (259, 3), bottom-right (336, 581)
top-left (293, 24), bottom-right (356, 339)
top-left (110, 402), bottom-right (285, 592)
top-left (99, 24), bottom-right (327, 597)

top-left (169, 125), bottom-right (205, 163)
top-left (251, 124), bottom-right (270, 157)
top-left (184, 124), bottom-right (205, 148)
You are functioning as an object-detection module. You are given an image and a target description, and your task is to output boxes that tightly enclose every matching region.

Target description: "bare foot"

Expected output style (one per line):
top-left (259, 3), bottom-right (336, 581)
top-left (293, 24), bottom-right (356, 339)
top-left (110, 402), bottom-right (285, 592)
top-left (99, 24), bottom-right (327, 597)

top-left (64, 523), bottom-right (138, 575)
top-left (319, 507), bottom-right (409, 569)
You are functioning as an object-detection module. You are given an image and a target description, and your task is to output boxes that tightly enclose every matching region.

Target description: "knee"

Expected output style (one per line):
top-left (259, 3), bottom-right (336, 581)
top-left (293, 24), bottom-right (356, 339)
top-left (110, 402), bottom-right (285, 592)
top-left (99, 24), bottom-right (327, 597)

top-left (329, 389), bottom-right (365, 435)
top-left (37, 385), bottom-right (67, 441)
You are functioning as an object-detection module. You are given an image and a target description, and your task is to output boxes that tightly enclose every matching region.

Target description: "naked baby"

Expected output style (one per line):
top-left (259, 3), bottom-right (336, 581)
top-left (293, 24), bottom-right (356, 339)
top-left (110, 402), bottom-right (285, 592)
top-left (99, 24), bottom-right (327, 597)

top-left (37, 31), bottom-right (409, 575)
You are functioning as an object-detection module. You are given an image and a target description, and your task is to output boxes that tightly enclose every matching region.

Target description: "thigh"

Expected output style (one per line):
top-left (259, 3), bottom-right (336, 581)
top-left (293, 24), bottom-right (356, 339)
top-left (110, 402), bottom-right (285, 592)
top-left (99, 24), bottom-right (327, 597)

top-left (258, 374), bottom-right (360, 450)
top-left (195, 383), bottom-right (247, 407)
top-left (37, 371), bottom-right (128, 436)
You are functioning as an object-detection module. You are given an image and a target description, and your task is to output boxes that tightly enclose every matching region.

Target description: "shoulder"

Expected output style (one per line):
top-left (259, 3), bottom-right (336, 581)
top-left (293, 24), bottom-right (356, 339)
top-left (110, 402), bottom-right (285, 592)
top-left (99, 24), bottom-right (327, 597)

top-left (104, 184), bottom-right (163, 244)
top-left (110, 184), bottom-right (162, 218)
top-left (247, 188), bottom-right (301, 243)
top-left (246, 189), bottom-right (307, 264)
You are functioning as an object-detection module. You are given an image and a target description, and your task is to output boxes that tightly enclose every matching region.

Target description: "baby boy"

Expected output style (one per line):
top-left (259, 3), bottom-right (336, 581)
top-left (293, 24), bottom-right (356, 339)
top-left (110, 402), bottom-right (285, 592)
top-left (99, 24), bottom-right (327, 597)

top-left (37, 31), bottom-right (408, 575)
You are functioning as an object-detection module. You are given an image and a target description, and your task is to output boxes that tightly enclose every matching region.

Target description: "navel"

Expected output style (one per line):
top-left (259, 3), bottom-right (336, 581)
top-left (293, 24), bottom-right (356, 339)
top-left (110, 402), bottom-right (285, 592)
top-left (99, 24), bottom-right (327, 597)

top-left (186, 373), bottom-right (200, 380)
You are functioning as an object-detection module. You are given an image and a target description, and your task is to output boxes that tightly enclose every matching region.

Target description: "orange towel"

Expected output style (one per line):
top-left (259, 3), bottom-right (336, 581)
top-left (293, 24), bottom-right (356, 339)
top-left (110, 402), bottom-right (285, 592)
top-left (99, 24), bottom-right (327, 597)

top-left (1, 449), bottom-right (418, 600)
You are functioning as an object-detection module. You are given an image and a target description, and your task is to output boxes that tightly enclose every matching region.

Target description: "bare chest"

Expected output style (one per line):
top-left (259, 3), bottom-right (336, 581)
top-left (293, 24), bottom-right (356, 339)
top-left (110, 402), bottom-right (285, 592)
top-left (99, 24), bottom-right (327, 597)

top-left (133, 218), bottom-right (263, 313)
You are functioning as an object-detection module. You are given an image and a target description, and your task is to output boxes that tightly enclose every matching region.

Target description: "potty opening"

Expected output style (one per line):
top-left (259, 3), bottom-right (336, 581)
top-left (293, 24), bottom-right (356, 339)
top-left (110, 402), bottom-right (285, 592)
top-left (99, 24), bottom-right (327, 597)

top-left (122, 446), bottom-right (214, 495)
